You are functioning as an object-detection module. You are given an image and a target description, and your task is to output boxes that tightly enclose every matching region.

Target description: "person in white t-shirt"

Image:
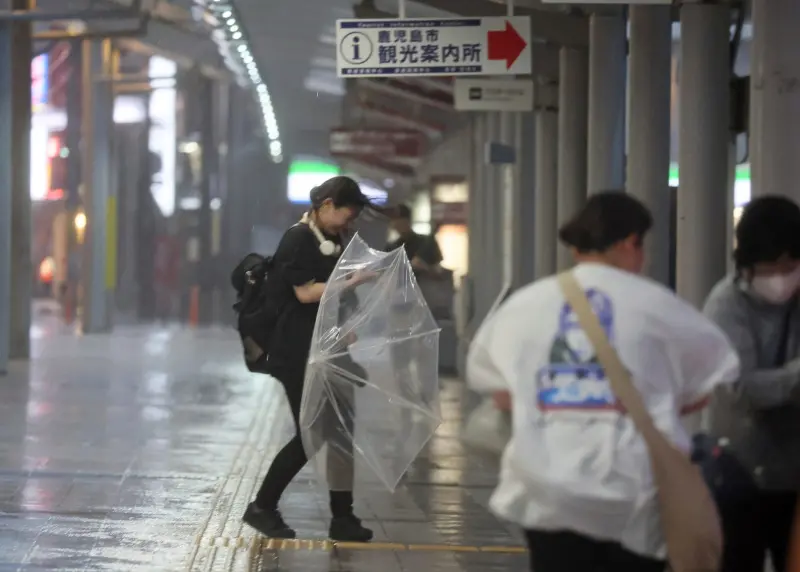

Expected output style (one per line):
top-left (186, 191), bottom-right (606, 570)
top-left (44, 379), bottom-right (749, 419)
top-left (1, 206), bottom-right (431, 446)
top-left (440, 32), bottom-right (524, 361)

top-left (467, 191), bottom-right (741, 572)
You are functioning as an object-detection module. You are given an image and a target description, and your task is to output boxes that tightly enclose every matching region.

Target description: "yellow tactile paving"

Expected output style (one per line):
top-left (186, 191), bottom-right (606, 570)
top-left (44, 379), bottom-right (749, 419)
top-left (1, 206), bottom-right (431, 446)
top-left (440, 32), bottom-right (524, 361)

top-left (195, 536), bottom-right (527, 554)
top-left (407, 543), bottom-right (479, 552)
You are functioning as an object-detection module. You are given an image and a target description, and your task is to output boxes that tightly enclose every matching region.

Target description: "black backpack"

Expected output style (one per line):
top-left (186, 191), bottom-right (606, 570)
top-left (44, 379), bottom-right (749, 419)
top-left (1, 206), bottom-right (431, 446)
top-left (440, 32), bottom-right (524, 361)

top-left (231, 253), bottom-right (279, 373)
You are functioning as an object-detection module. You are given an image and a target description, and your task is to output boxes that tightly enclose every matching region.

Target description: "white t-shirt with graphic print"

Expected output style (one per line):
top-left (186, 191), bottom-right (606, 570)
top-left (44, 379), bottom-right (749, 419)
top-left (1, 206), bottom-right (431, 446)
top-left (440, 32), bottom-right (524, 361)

top-left (467, 263), bottom-right (740, 559)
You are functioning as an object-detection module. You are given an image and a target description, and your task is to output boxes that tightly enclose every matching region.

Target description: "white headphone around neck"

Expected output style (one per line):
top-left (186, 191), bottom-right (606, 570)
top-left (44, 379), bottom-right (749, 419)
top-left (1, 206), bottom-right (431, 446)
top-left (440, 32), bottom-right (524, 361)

top-left (301, 213), bottom-right (341, 257)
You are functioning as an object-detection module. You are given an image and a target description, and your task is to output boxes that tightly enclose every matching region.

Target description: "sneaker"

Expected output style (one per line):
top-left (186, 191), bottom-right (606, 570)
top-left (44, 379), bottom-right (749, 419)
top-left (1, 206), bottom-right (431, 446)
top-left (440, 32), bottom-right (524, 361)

top-left (242, 503), bottom-right (296, 539)
top-left (329, 514), bottom-right (373, 542)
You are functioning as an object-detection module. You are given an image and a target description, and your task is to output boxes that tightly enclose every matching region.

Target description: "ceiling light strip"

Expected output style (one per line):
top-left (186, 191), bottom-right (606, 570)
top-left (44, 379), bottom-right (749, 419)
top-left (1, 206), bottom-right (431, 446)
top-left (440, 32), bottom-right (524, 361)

top-left (195, 0), bottom-right (282, 163)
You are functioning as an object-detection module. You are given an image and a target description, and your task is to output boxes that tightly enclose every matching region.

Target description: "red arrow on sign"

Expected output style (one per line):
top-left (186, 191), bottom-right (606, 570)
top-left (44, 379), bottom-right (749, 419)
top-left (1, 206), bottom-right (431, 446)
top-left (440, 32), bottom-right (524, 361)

top-left (487, 20), bottom-right (527, 70)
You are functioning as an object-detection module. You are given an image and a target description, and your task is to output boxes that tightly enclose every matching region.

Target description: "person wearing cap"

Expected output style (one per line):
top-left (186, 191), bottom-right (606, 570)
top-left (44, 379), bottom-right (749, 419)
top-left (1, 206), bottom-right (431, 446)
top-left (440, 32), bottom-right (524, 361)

top-left (385, 204), bottom-right (443, 274)
top-left (702, 195), bottom-right (800, 572)
top-left (243, 176), bottom-right (374, 542)
top-left (384, 205), bottom-right (445, 406)
top-left (466, 191), bottom-right (740, 572)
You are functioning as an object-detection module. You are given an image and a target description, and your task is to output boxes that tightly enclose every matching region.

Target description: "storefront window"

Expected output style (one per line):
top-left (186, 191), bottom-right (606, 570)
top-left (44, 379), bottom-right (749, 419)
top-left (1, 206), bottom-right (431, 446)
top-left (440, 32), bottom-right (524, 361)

top-left (431, 178), bottom-right (468, 281)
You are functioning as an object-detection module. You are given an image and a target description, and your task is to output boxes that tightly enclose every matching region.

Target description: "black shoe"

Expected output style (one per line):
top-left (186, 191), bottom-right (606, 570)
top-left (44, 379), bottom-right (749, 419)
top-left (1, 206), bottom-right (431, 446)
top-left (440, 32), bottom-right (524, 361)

top-left (242, 503), bottom-right (296, 539)
top-left (329, 514), bottom-right (373, 542)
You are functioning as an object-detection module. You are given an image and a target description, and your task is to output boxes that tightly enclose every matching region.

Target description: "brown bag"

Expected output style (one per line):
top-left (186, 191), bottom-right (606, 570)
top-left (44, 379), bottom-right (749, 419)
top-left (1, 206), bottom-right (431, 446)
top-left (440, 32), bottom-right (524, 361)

top-left (558, 271), bottom-right (723, 572)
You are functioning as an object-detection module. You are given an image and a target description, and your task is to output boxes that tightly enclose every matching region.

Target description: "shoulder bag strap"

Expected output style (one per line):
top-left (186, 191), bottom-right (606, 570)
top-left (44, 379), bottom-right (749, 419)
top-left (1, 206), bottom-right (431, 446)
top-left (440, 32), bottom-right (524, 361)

top-left (557, 271), bottom-right (658, 434)
top-left (775, 298), bottom-right (796, 366)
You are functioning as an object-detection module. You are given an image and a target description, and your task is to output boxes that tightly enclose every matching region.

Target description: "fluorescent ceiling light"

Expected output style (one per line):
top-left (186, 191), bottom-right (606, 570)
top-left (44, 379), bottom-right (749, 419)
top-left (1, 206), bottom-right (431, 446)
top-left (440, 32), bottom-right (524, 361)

top-left (197, 0), bottom-right (282, 163)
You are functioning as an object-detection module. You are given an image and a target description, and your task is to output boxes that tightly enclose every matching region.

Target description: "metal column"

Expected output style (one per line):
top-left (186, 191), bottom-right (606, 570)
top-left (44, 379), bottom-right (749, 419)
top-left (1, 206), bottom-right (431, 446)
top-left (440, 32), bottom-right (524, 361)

top-left (587, 12), bottom-right (626, 193)
top-left (0, 21), bottom-right (10, 372)
top-left (198, 75), bottom-right (214, 325)
top-left (499, 112), bottom-right (512, 290)
top-left (64, 40), bottom-right (83, 326)
top-left (484, 112), bottom-right (502, 314)
top-left (9, 4), bottom-right (31, 359)
top-left (499, 111), bottom-right (523, 290)
top-left (750, 0), bottom-right (800, 201)
top-left (556, 47), bottom-right (588, 271)
top-left (106, 49), bottom-right (120, 326)
top-left (677, 4), bottom-right (730, 307)
top-left (627, 6), bottom-right (672, 284)
top-left (81, 39), bottom-right (114, 333)
top-left (534, 82), bottom-right (558, 279)
top-left (461, 112), bottom-right (488, 371)
top-left (517, 112), bottom-right (536, 286)
top-left (465, 113), bottom-right (484, 333)
top-left (0, 3), bottom-right (32, 370)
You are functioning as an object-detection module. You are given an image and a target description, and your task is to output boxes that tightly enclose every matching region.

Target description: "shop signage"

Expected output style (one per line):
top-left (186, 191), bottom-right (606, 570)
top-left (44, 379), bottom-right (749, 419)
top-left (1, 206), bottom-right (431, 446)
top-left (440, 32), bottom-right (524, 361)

top-left (330, 128), bottom-right (425, 166)
top-left (31, 54), bottom-right (49, 111)
top-left (431, 202), bottom-right (467, 225)
top-left (454, 78), bottom-right (533, 111)
top-left (541, 0), bottom-right (667, 3)
top-left (47, 42), bottom-right (72, 110)
top-left (330, 128), bottom-right (424, 157)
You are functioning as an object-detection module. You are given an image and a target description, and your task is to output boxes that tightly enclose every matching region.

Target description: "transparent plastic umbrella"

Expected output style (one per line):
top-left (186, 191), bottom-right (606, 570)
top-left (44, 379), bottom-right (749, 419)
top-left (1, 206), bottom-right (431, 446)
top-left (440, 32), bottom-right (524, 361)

top-left (299, 234), bottom-right (442, 493)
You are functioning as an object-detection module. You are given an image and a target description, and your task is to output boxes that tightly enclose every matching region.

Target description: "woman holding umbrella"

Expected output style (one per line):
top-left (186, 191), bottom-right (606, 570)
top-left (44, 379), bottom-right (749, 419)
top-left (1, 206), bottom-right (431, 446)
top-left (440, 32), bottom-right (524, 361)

top-left (242, 176), bottom-right (376, 542)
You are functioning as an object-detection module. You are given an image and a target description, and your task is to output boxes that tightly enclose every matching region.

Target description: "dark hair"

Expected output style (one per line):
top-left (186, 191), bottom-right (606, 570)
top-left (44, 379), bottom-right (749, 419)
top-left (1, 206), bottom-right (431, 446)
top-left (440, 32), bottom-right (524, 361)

top-left (558, 191), bottom-right (653, 253)
top-left (310, 176), bottom-right (370, 211)
top-left (392, 204), bottom-right (412, 220)
top-left (734, 195), bottom-right (800, 269)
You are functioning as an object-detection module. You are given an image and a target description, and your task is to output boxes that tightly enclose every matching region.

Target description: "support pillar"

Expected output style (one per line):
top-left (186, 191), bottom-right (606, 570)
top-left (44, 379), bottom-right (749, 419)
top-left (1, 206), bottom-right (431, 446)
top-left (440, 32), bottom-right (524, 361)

top-left (106, 48), bottom-right (120, 327)
top-left (556, 47), bottom-right (588, 271)
top-left (484, 112), bottom-right (503, 313)
top-left (587, 12), bottom-right (626, 193)
top-left (9, 3), bottom-right (31, 358)
top-left (750, 0), bottom-right (800, 201)
top-left (534, 82), bottom-right (558, 279)
top-left (465, 113), bottom-right (485, 332)
top-left (467, 114), bottom-right (485, 300)
top-left (627, 6), bottom-right (672, 284)
top-left (517, 112), bottom-right (536, 286)
top-left (460, 112), bottom-right (488, 374)
top-left (0, 26), bottom-right (10, 372)
top-left (81, 39), bottom-right (114, 333)
top-left (64, 40), bottom-right (83, 327)
top-left (499, 111), bottom-right (522, 290)
top-left (198, 75), bottom-right (215, 325)
top-left (0, 2), bottom-right (32, 370)
top-left (137, 98), bottom-right (157, 321)
top-left (677, 4), bottom-right (730, 307)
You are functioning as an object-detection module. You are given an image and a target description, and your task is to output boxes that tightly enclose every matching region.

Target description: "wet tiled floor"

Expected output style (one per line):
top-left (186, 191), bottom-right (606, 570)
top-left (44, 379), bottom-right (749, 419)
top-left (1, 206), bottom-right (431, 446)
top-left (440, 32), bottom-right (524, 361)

top-left (0, 320), bottom-right (527, 571)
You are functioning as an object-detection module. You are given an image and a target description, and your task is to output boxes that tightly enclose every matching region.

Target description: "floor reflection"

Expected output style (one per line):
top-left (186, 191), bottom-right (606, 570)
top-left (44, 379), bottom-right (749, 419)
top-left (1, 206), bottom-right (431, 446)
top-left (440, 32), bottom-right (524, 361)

top-left (0, 324), bottom-right (524, 571)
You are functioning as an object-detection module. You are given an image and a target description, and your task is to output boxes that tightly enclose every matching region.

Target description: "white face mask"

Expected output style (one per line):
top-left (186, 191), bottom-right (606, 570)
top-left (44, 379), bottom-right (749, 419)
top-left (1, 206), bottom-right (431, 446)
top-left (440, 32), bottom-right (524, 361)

top-left (751, 267), bottom-right (800, 304)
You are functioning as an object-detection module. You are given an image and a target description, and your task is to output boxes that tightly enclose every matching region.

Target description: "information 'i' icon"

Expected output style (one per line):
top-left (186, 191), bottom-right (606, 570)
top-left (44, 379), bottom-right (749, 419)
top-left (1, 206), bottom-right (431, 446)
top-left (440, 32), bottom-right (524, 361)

top-left (340, 31), bottom-right (373, 65)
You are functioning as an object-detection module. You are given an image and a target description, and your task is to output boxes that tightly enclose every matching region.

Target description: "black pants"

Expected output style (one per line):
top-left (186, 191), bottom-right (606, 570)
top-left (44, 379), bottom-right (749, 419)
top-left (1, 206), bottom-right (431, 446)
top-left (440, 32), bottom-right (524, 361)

top-left (524, 530), bottom-right (666, 572)
top-left (254, 357), bottom-right (361, 515)
top-left (716, 489), bottom-right (797, 572)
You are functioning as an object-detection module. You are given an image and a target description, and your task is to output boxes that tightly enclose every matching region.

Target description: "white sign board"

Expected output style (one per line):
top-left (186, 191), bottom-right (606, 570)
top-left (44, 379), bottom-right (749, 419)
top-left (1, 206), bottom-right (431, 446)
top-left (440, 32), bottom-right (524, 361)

top-left (541, 0), bottom-right (668, 3)
top-left (336, 17), bottom-right (531, 78)
top-left (454, 78), bottom-right (533, 111)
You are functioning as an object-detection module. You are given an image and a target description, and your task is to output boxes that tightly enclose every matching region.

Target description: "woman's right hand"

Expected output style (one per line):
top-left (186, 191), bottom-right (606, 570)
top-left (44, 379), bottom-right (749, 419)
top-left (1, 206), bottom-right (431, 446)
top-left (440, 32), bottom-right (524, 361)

top-left (346, 269), bottom-right (378, 288)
